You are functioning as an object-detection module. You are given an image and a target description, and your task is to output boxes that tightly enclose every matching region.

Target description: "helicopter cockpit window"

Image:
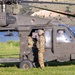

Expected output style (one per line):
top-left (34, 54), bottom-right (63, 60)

top-left (56, 29), bottom-right (73, 43)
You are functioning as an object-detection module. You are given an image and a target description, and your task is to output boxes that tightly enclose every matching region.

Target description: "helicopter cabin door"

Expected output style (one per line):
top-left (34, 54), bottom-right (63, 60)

top-left (44, 28), bottom-right (54, 61)
top-left (54, 27), bottom-right (74, 61)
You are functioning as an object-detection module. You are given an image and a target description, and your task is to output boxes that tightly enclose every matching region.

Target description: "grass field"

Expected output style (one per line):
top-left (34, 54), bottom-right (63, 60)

top-left (0, 41), bottom-right (20, 58)
top-left (0, 41), bottom-right (75, 75)
top-left (0, 63), bottom-right (75, 75)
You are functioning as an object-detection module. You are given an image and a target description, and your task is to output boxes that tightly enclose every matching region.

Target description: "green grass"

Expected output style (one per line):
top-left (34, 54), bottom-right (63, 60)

top-left (0, 41), bottom-right (20, 58)
top-left (0, 41), bottom-right (75, 75)
top-left (0, 64), bottom-right (75, 75)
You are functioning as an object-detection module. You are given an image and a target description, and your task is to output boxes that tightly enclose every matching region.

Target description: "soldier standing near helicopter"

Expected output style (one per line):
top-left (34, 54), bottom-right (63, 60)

top-left (37, 29), bottom-right (45, 69)
top-left (28, 36), bottom-right (34, 48)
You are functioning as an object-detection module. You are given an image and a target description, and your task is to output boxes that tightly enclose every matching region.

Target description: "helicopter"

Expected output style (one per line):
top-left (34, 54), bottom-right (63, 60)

top-left (0, 0), bottom-right (75, 69)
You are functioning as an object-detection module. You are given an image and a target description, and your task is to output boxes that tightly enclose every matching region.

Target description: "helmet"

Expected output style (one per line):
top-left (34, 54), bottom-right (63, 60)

top-left (38, 29), bottom-right (44, 35)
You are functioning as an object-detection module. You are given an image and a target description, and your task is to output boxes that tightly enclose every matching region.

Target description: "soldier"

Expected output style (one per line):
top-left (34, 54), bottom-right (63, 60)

top-left (37, 29), bottom-right (45, 69)
top-left (28, 36), bottom-right (34, 48)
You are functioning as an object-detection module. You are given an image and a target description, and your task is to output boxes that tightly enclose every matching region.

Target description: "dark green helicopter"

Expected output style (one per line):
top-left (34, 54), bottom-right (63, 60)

top-left (0, 0), bottom-right (75, 69)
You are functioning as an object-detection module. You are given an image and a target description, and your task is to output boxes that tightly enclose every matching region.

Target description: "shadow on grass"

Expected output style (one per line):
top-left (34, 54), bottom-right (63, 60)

top-left (0, 61), bottom-right (75, 68)
top-left (0, 62), bottom-right (20, 68)
top-left (45, 61), bottom-right (75, 67)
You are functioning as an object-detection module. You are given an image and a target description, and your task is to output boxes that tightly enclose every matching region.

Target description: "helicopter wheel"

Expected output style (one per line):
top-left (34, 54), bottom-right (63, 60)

top-left (19, 59), bottom-right (33, 69)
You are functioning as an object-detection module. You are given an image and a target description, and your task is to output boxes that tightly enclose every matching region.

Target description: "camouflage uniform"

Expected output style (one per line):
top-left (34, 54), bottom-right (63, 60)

top-left (37, 30), bottom-right (45, 69)
top-left (28, 36), bottom-right (34, 48)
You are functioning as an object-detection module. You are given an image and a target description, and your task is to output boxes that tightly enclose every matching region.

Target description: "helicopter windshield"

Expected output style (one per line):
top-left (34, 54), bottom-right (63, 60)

top-left (68, 27), bottom-right (75, 38)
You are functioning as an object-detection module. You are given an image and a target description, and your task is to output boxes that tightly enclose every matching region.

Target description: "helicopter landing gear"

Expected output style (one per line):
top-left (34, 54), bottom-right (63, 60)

top-left (19, 59), bottom-right (33, 69)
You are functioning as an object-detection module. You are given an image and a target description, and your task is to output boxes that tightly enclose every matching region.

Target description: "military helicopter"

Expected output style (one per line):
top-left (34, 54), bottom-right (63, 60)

top-left (0, 0), bottom-right (75, 69)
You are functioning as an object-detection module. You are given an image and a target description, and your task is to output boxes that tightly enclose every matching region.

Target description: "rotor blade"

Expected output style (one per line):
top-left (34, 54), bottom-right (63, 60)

top-left (19, 0), bottom-right (75, 5)
top-left (29, 5), bottom-right (75, 17)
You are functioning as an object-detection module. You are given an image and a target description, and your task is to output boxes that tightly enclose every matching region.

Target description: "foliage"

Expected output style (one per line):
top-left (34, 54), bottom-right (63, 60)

top-left (20, 6), bottom-right (33, 15)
